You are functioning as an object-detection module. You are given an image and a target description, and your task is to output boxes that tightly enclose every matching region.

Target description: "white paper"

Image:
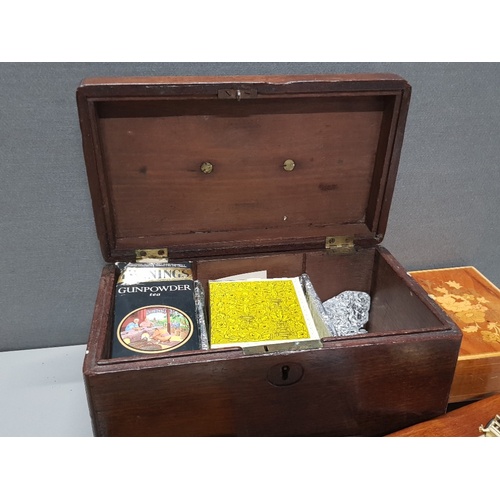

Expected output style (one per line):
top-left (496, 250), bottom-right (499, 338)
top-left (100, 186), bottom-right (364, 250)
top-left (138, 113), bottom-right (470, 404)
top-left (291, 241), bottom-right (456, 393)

top-left (215, 270), bottom-right (268, 281)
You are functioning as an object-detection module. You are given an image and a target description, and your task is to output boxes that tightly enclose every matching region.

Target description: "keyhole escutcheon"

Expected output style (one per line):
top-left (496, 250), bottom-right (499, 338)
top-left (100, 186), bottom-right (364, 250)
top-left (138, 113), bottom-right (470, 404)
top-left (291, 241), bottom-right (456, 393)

top-left (267, 362), bottom-right (304, 386)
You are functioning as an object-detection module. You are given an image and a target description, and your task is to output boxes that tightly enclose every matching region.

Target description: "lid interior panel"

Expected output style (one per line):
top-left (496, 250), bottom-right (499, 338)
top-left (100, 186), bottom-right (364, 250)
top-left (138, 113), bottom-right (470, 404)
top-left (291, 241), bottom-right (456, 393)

top-left (79, 78), bottom-right (409, 261)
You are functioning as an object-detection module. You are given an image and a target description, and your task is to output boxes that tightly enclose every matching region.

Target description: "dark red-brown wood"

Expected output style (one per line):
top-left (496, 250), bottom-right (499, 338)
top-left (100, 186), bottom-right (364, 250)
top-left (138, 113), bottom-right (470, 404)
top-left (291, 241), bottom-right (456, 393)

top-left (83, 246), bottom-right (461, 437)
top-left (77, 74), bottom-right (410, 263)
top-left (78, 74), bottom-right (462, 437)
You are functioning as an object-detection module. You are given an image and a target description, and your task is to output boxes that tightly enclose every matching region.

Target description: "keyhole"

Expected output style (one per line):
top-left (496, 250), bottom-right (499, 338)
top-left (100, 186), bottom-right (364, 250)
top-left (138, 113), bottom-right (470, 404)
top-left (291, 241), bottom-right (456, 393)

top-left (267, 362), bottom-right (303, 386)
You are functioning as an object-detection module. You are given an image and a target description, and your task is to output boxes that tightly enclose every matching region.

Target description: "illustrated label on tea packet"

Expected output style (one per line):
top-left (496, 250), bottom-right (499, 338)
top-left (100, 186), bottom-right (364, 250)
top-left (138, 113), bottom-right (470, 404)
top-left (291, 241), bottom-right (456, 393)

top-left (111, 262), bottom-right (200, 358)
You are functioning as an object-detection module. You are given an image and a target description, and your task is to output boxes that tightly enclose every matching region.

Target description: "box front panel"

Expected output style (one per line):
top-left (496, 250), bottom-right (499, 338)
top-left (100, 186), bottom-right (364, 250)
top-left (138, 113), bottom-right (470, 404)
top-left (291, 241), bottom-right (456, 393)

top-left (88, 333), bottom-right (459, 437)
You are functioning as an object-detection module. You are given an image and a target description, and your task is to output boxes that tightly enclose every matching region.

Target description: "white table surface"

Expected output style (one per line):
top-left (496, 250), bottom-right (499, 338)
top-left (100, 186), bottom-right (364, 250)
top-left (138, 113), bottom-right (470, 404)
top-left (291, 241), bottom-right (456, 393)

top-left (0, 344), bottom-right (93, 437)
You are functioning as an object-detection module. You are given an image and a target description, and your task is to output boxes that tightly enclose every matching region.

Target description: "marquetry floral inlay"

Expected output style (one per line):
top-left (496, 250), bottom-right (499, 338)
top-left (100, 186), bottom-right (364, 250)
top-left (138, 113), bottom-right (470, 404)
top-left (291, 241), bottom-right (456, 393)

top-left (424, 279), bottom-right (500, 344)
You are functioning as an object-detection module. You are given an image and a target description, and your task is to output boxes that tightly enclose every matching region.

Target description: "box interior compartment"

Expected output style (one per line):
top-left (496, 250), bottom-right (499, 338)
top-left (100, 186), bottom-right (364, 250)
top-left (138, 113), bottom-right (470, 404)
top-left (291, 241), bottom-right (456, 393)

top-left (98, 246), bottom-right (450, 363)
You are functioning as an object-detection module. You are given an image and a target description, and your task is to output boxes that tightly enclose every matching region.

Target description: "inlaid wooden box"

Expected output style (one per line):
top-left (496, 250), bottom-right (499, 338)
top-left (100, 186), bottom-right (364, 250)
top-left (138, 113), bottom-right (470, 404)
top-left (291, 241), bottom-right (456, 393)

top-left (410, 266), bottom-right (500, 404)
top-left (78, 74), bottom-right (462, 436)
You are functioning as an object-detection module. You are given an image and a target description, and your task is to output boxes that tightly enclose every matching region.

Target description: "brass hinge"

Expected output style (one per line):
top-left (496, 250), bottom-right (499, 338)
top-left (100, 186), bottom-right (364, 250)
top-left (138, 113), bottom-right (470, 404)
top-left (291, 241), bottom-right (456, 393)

top-left (217, 88), bottom-right (258, 100)
top-left (135, 248), bottom-right (169, 262)
top-left (325, 236), bottom-right (354, 254)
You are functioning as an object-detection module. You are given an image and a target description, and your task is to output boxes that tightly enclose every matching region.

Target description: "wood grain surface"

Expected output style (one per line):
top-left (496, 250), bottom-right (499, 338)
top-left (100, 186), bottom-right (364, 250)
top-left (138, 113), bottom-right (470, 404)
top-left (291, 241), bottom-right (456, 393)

top-left (76, 74), bottom-right (410, 262)
top-left (387, 393), bottom-right (500, 437)
top-left (410, 267), bottom-right (500, 403)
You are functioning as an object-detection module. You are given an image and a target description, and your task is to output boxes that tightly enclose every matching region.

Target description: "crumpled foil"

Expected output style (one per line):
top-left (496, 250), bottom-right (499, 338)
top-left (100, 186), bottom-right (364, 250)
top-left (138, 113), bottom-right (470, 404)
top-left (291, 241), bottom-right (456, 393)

top-left (300, 274), bottom-right (370, 337)
top-left (322, 290), bottom-right (371, 336)
top-left (194, 280), bottom-right (210, 350)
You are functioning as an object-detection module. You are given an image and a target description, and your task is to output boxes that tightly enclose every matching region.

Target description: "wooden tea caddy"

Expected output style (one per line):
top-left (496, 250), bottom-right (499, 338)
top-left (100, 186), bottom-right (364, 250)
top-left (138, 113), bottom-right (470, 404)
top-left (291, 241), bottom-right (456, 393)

top-left (78, 74), bottom-right (462, 436)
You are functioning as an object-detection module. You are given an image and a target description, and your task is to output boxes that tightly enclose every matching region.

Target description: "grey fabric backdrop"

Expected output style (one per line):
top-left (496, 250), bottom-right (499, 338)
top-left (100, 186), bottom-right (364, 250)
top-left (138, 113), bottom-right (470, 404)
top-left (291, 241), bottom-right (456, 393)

top-left (1, 62), bottom-right (499, 352)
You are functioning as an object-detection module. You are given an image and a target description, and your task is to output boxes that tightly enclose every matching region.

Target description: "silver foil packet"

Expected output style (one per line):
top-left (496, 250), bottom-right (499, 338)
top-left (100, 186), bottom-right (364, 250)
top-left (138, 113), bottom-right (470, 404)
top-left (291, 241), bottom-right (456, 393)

top-left (300, 274), bottom-right (370, 337)
top-left (323, 291), bottom-right (370, 336)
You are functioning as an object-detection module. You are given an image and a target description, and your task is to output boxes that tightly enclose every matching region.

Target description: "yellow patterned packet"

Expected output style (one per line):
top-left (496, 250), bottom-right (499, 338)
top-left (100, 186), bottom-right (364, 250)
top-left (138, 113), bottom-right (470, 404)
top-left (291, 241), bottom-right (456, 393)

top-left (208, 277), bottom-right (320, 349)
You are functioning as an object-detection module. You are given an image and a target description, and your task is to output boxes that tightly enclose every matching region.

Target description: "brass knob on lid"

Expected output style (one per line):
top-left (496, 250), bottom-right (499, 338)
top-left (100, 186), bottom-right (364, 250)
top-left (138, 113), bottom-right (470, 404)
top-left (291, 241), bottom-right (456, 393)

top-left (200, 162), bottom-right (213, 174)
top-left (283, 159), bottom-right (295, 171)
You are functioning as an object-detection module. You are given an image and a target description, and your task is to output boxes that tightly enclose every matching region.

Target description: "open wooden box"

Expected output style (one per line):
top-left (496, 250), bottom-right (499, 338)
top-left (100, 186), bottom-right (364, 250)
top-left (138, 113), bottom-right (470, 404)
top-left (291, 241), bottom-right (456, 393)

top-left (78, 74), bottom-right (462, 436)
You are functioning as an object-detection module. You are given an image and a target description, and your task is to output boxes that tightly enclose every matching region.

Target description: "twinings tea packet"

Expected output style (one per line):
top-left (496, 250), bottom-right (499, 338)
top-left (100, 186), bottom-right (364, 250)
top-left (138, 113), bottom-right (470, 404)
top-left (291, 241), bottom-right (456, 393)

top-left (111, 262), bottom-right (201, 358)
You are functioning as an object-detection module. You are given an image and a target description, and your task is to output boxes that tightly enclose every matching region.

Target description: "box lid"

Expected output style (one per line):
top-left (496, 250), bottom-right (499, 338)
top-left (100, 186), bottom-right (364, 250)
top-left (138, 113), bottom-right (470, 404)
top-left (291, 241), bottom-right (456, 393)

top-left (77, 74), bottom-right (411, 262)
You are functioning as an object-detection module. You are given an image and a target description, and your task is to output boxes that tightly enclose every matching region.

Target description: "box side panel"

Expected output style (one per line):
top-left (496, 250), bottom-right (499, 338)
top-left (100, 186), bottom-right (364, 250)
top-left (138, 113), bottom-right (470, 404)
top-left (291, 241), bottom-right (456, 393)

top-left (369, 248), bottom-right (456, 333)
top-left (448, 356), bottom-right (500, 403)
top-left (83, 264), bottom-right (117, 436)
